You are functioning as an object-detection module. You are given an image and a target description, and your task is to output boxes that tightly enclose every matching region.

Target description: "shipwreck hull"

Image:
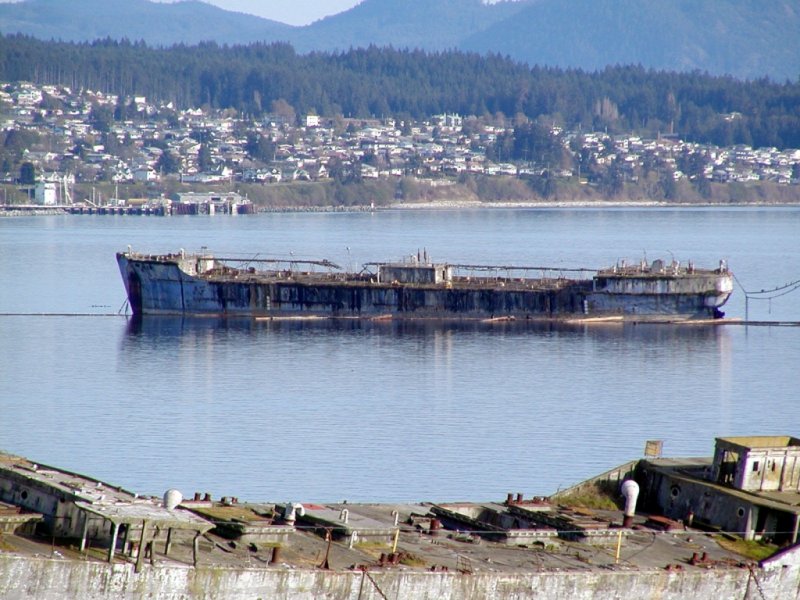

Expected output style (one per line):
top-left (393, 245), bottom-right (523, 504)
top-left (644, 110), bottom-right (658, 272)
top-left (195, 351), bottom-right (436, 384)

top-left (587, 269), bottom-right (732, 317)
top-left (119, 256), bottom-right (591, 319)
top-left (117, 252), bottom-right (733, 321)
top-left (587, 291), bottom-right (727, 317)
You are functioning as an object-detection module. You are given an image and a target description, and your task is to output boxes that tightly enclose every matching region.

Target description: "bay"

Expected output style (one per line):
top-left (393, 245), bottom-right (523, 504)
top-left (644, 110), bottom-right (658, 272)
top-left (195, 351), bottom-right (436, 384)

top-left (0, 207), bottom-right (798, 503)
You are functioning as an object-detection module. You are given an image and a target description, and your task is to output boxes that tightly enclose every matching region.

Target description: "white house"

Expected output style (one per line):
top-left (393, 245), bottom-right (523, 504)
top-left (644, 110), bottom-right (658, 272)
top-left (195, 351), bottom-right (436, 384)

top-left (34, 181), bottom-right (57, 205)
top-left (133, 167), bottom-right (158, 183)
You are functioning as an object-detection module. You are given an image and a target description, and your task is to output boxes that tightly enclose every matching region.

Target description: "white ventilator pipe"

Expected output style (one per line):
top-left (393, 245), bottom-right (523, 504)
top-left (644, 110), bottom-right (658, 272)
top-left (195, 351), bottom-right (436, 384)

top-left (163, 489), bottom-right (183, 510)
top-left (621, 480), bottom-right (640, 527)
top-left (283, 502), bottom-right (305, 524)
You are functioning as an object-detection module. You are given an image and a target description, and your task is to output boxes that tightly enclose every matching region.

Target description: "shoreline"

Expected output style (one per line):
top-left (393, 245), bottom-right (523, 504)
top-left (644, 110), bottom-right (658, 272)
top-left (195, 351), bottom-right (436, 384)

top-left (2, 199), bottom-right (800, 217)
top-left (387, 198), bottom-right (800, 210)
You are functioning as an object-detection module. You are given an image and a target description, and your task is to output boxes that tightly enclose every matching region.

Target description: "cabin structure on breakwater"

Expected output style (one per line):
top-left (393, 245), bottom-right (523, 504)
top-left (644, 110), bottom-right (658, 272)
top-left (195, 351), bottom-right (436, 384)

top-left (3, 437), bottom-right (800, 599)
top-left (638, 436), bottom-right (800, 545)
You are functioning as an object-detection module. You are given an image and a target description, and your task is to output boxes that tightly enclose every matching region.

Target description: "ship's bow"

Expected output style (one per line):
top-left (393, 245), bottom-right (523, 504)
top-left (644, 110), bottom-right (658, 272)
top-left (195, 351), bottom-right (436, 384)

top-left (117, 252), bottom-right (143, 315)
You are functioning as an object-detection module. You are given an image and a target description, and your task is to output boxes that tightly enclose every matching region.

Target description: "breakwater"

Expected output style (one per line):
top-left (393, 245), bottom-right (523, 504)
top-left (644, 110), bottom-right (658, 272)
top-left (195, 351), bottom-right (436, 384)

top-left (3, 446), bottom-right (800, 600)
top-left (0, 552), bottom-right (792, 600)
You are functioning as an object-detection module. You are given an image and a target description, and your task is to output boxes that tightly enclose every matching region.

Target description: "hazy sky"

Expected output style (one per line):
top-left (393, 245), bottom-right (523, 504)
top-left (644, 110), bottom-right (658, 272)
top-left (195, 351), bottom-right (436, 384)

top-left (165, 1), bottom-right (363, 25)
top-left (177, 1), bottom-right (508, 25)
top-left (0, 0), bottom-right (363, 26)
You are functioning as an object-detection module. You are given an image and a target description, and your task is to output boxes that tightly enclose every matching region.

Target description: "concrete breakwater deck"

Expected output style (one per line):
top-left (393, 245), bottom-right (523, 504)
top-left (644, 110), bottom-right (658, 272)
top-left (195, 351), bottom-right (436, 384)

top-left (0, 555), bottom-right (792, 600)
top-left (2, 449), bottom-right (800, 599)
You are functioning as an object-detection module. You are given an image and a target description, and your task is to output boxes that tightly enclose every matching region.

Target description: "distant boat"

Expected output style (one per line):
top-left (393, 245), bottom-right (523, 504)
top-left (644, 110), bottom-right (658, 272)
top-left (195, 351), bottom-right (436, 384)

top-left (117, 250), bottom-right (733, 321)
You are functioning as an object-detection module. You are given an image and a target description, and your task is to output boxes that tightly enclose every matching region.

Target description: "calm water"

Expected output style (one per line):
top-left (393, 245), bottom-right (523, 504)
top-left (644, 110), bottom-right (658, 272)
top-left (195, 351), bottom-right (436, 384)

top-left (1, 207), bottom-right (798, 503)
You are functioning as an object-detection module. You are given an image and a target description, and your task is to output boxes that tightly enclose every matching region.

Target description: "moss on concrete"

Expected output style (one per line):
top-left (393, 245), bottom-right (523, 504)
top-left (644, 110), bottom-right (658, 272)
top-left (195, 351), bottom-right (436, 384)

top-left (554, 481), bottom-right (620, 511)
top-left (715, 536), bottom-right (778, 561)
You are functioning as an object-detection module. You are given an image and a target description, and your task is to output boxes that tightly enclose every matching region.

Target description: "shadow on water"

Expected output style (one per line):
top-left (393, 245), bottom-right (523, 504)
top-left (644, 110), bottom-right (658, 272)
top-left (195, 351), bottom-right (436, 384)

top-left (122, 314), bottom-right (728, 346)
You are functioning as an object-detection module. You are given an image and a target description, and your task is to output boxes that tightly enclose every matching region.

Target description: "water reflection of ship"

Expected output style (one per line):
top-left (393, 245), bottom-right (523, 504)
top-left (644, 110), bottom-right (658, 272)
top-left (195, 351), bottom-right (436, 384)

top-left (123, 314), bottom-right (728, 345)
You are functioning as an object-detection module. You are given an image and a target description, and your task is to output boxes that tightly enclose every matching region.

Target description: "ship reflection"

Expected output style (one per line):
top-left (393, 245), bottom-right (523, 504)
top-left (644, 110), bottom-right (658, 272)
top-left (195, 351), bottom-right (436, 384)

top-left (123, 314), bottom-right (728, 345)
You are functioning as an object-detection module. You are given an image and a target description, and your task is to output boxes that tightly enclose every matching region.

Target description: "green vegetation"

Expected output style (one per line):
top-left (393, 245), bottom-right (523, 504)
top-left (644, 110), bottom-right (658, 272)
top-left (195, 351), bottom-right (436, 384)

top-left (715, 537), bottom-right (778, 562)
top-left (398, 552), bottom-right (427, 567)
top-left (189, 505), bottom-right (273, 523)
top-left (1, 0), bottom-right (797, 81)
top-left (554, 481), bottom-right (621, 511)
top-left (4, 176), bottom-right (798, 209)
top-left (242, 180), bottom-right (397, 208)
top-left (1, 35), bottom-right (799, 149)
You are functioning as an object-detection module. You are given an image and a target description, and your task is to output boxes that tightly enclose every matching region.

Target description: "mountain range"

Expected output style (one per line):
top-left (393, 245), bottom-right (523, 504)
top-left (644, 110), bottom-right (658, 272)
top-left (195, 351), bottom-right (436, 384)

top-left (0, 0), bottom-right (798, 81)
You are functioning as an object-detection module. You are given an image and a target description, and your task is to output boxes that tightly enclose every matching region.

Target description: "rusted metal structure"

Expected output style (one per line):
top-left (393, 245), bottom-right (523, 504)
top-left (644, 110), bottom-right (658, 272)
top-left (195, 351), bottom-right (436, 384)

top-left (117, 249), bottom-right (733, 321)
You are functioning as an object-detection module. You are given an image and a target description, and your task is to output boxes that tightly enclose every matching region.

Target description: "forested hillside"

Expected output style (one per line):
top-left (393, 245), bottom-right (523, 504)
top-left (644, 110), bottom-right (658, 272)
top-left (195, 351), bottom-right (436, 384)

top-left (2, 35), bottom-right (799, 149)
top-left (1, 0), bottom-right (797, 81)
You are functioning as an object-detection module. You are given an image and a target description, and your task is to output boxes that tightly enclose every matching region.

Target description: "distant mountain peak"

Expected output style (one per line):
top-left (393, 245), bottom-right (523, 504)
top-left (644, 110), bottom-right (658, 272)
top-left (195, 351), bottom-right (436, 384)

top-left (0, 0), bottom-right (292, 46)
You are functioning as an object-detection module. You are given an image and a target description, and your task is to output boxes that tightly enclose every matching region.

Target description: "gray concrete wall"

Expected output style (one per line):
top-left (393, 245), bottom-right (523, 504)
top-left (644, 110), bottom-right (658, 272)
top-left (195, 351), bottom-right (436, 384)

top-left (740, 448), bottom-right (800, 492)
top-left (648, 470), bottom-right (748, 533)
top-left (127, 258), bottom-right (592, 318)
top-left (0, 468), bottom-right (92, 539)
top-left (0, 554), bottom-right (795, 600)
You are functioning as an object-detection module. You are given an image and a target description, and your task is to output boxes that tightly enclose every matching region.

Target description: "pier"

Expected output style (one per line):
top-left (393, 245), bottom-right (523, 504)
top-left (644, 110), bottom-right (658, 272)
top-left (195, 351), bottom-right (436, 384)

top-left (0, 194), bottom-right (255, 217)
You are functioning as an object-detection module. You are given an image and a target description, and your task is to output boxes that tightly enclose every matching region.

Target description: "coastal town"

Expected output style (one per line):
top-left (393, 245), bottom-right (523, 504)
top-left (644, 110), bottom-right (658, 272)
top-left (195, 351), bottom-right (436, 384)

top-left (2, 81), bottom-right (799, 210)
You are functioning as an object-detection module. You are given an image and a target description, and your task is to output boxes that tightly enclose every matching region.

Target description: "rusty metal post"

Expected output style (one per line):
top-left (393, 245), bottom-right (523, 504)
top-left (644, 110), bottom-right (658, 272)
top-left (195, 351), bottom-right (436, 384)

top-left (429, 519), bottom-right (440, 536)
top-left (320, 529), bottom-right (333, 569)
top-left (622, 515), bottom-right (634, 528)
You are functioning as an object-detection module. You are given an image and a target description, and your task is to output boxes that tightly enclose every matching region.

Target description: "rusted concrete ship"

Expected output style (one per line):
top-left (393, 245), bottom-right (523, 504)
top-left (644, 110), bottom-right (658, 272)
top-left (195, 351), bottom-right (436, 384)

top-left (117, 249), bottom-right (733, 321)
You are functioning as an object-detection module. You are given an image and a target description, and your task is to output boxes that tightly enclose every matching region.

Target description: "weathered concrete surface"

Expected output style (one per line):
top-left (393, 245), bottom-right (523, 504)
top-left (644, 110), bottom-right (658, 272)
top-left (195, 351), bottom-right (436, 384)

top-left (118, 252), bottom-right (732, 320)
top-left (1, 554), bottom-right (797, 600)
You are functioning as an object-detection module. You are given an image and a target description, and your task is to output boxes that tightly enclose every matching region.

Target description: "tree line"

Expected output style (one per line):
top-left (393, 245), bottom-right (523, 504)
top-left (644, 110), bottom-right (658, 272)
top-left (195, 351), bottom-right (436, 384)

top-left (1, 34), bottom-right (800, 149)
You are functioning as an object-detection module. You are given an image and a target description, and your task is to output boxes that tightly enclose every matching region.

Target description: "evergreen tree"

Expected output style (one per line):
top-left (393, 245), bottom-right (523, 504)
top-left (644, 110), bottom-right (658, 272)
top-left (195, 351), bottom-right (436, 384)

top-left (244, 134), bottom-right (275, 163)
top-left (197, 143), bottom-right (212, 171)
top-left (0, 34), bottom-right (798, 149)
top-left (19, 161), bottom-right (35, 184)
top-left (156, 151), bottom-right (180, 174)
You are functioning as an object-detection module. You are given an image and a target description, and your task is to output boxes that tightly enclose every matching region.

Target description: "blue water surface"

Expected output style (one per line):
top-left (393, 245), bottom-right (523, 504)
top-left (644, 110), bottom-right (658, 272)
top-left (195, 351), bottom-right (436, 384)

top-left (0, 207), bottom-right (798, 502)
